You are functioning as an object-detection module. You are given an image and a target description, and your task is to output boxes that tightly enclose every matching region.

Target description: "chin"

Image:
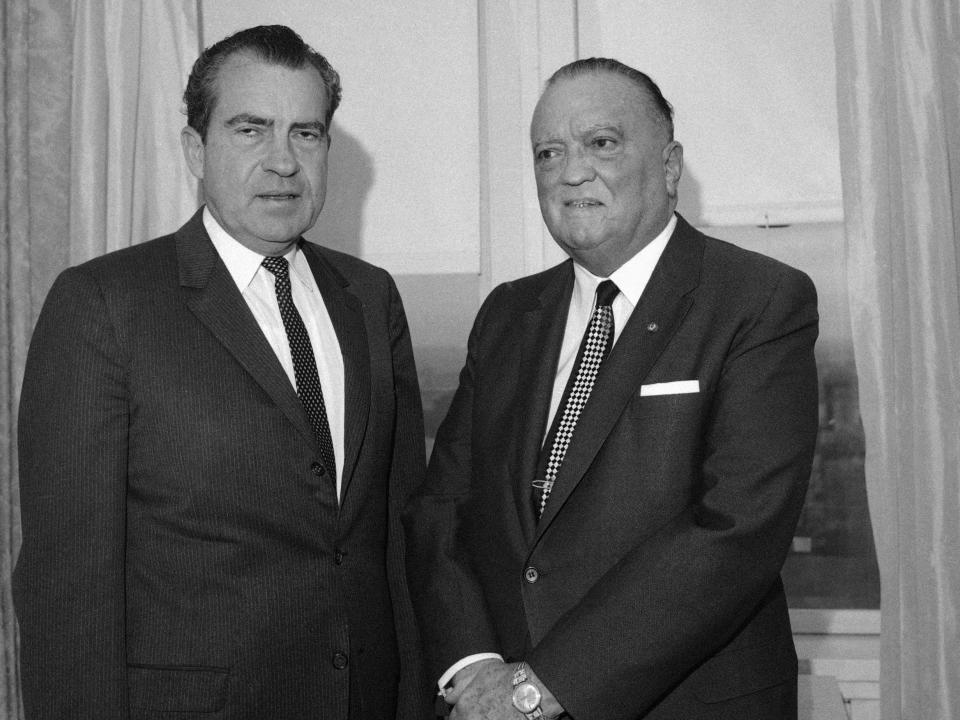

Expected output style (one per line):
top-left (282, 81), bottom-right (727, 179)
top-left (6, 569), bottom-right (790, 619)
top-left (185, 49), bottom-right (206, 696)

top-left (561, 233), bottom-right (604, 253)
top-left (261, 223), bottom-right (309, 243)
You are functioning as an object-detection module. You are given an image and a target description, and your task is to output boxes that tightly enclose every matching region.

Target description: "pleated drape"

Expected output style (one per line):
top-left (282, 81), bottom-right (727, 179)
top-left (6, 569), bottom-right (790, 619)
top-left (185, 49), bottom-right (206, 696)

top-left (833, 2), bottom-right (960, 717)
top-left (70, 0), bottom-right (201, 263)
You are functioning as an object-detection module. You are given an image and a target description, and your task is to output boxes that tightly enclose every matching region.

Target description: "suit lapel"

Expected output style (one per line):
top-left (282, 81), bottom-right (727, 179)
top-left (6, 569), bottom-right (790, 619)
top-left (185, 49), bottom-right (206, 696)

top-left (176, 210), bottom-right (317, 450)
top-left (535, 216), bottom-right (704, 538)
top-left (509, 264), bottom-right (574, 543)
top-left (301, 244), bottom-right (371, 501)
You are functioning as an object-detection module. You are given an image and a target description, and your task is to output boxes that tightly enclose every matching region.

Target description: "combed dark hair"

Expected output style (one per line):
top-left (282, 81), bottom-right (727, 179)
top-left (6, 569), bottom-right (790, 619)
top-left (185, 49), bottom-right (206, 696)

top-left (547, 57), bottom-right (674, 139)
top-left (184, 25), bottom-right (342, 140)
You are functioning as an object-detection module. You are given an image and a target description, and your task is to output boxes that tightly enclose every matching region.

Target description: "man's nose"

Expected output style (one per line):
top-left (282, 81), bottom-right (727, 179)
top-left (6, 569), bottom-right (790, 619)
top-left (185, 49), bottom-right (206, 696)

top-left (559, 147), bottom-right (596, 185)
top-left (261, 137), bottom-right (298, 176)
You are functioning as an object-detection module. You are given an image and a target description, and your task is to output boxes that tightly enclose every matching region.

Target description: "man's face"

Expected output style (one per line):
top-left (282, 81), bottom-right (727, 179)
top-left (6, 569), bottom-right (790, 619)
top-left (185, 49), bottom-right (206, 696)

top-left (530, 72), bottom-right (682, 276)
top-left (181, 54), bottom-right (330, 255)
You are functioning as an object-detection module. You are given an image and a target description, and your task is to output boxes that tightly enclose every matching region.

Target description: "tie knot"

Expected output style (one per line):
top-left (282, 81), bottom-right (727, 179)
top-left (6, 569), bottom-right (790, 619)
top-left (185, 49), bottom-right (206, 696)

top-left (262, 255), bottom-right (290, 278)
top-left (596, 279), bottom-right (619, 307)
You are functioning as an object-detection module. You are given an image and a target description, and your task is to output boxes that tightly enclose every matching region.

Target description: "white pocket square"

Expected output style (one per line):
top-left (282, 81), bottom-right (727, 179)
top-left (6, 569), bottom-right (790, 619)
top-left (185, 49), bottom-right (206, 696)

top-left (640, 380), bottom-right (700, 396)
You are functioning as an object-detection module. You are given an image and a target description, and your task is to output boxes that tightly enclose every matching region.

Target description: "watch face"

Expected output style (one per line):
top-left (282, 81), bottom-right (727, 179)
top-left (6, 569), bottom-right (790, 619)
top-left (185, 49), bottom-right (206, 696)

top-left (512, 682), bottom-right (542, 713)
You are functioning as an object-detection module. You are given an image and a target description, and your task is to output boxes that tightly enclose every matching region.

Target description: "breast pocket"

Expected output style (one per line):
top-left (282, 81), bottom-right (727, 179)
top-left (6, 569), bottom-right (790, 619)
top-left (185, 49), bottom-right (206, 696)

top-left (628, 385), bottom-right (705, 446)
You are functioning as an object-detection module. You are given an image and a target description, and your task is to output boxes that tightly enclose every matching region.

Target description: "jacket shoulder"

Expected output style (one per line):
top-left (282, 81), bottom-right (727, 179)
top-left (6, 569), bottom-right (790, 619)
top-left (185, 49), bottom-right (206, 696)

top-left (698, 232), bottom-right (816, 301)
top-left (484, 260), bottom-right (572, 307)
top-left (70, 232), bottom-right (178, 276)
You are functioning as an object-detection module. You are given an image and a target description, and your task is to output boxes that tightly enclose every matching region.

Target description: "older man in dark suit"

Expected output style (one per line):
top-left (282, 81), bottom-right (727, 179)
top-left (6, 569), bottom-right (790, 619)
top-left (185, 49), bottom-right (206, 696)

top-left (405, 58), bottom-right (818, 720)
top-left (14, 25), bottom-right (426, 720)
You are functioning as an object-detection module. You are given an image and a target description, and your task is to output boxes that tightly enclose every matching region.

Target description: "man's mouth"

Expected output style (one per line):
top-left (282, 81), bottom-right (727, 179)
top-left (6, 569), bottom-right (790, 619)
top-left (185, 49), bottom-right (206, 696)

top-left (257, 193), bottom-right (299, 200)
top-left (565, 199), bottom-right (602, 209)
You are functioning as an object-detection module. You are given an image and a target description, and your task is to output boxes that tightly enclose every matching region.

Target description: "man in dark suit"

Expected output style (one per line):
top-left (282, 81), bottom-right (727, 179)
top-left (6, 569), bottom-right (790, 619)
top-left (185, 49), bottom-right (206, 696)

top-left (14, 25), bottom-right (426, 720)
top-left (405, 58), bottom-right (818, 719)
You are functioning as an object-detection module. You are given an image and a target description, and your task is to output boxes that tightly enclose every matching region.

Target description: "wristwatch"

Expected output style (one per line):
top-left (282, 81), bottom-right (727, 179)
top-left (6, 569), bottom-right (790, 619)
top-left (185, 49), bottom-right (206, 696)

top-left (511, 662), bottom-right (544, 719)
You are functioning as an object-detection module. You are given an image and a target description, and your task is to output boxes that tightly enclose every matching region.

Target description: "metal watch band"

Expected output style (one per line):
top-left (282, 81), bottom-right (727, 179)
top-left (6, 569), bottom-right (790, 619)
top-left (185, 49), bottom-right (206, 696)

top-left (511, 662), bottom-right (545, 719)
top-left (512, 661), bottom-right (529, 686)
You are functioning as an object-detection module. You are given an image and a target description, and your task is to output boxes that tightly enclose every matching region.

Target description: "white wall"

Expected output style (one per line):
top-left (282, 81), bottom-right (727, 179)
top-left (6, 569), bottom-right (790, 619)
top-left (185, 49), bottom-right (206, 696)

top-left (579, 0), bottom-right (842, 226)
top-left (200, 0), bottom-right (843, 283)
top-left (202, 1), bottom-right (481, 275)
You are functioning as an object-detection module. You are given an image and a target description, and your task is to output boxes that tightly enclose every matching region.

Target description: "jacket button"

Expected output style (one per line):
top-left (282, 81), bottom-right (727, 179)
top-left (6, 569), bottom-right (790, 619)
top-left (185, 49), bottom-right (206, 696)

top-left (311, 462), bottom-right (326, 477)
top-left (334, 549), bottom-right (344, 565)
top-left (332, 652), bottom-right (348, 669)
top-left (524, 567), bottom-right (539, 583)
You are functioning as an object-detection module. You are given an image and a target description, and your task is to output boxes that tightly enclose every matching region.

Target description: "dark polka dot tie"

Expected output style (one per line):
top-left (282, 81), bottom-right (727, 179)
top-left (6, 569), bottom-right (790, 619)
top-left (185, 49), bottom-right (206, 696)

top-left (534, 279), bottom-right (619, 518)
top-left (262, 256), bottom-right (337, 480)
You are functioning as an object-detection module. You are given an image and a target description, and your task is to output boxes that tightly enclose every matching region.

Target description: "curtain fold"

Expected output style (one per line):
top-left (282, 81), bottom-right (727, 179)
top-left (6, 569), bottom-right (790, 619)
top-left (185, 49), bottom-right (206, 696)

top-left (2, 2), bottom-right (199, 718)
top-left (834, 1), bottom-right (960, 718)
top-left (70, 0), bottom-right (200, 263)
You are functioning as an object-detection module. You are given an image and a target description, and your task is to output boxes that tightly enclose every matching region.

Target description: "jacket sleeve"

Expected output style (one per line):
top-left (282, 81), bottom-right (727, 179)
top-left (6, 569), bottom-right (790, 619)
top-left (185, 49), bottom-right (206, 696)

top-left (528, 268), bottom-right (819, 719)
top-left (382, 274), bottom-right (434, 718)
top-left (14, 267), bottom-right (131, 719)
top-left (403, 287), bottom-right (504, 684)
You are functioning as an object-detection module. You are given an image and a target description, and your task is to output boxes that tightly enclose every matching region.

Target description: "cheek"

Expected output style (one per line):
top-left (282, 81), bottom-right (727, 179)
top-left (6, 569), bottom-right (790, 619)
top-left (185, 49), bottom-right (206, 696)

top-left (305, 157), bottom-right (328, 191)
top-left (310, 171), bottom-right (328, 204)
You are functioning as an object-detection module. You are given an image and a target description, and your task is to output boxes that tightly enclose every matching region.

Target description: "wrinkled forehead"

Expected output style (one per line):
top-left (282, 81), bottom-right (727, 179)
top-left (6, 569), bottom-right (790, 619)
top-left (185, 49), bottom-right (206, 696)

top-left (530, 71), bottom-right (659, 143)
top-left (210, 54), bottom-right (328, 119)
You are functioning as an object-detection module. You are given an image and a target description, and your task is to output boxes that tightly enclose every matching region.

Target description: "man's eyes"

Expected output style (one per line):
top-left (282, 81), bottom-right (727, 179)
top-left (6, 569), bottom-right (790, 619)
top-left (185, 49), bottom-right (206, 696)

top-left (233, 127), bottom-right (322, 142)
top-left (593, 137), bottom-right (617, 150)
top-left (535, 138), bottom-right (618, 162)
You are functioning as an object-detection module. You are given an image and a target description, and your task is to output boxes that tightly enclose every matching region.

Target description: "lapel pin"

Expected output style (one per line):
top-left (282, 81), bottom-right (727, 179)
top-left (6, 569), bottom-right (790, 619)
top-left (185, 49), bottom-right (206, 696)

top-left (646, 322), bottom-right (659, 333)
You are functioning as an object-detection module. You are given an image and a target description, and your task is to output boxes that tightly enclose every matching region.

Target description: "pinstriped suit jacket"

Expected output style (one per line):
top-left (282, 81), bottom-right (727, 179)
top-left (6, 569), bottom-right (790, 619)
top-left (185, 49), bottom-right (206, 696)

top-left (14, 209), bottom-right (429, 720)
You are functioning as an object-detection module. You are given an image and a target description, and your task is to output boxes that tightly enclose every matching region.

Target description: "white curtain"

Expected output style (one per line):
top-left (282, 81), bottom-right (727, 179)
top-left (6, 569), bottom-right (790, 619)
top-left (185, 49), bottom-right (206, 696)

top-left (70, 0), bottom-right (200, 263)
top-left (833, 1), bottom-right (960, 718)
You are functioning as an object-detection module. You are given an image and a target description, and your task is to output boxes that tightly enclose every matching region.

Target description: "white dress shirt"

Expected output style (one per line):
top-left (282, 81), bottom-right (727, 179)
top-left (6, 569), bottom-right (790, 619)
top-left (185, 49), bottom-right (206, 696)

top-left (203, 208), bottom-right (346, 499)
top-left (543, 213), bottom-right (676, 437)
top-left (438, 215), bottom-right (677, 691)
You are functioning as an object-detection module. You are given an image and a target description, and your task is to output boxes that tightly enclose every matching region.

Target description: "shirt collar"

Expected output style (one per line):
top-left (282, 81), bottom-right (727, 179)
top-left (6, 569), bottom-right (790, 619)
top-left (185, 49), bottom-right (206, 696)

top-left (203, 207), bottom-right (310, 291)
top-left (572, 213), bottom-right (677, 307)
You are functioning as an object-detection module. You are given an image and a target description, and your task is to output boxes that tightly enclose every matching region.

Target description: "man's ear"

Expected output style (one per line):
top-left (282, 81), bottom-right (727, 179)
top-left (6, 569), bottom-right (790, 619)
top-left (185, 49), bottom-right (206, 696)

top-left (663, 140), bottom-right (683, 198)
top-left (181, 126), bottom-right (205, 181)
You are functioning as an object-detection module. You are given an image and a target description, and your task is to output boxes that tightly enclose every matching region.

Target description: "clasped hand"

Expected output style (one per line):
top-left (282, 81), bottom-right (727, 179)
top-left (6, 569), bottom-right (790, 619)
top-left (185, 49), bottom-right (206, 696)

top-left (443, 658), bottom-right (564, 720)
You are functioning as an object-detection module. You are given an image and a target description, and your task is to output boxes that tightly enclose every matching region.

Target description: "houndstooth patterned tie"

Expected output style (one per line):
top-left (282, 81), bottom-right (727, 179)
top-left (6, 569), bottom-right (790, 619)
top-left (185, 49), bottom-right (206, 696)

top-left (534, 280), bottom-right (619, 518)
top-left (262, 256), bottom-right (337, 479)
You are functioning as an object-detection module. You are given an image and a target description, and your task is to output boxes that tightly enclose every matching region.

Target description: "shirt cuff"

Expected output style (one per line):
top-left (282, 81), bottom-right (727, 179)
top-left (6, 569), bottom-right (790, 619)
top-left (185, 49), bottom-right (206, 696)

top-left (438, 653), bottom-right (504, 692)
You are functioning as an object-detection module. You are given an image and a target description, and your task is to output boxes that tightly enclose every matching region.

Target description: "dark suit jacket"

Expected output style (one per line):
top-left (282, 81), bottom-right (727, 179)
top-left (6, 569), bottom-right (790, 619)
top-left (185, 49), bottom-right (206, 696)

top-left (14, 209), bottom-right (429, 720)
top-left (405, 216), bottom-right (819, 719)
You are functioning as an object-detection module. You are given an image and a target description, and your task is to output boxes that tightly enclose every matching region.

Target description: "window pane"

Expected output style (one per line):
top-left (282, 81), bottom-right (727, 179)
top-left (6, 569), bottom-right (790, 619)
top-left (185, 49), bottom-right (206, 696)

top-left (394, 273), bottom-right (480, 455)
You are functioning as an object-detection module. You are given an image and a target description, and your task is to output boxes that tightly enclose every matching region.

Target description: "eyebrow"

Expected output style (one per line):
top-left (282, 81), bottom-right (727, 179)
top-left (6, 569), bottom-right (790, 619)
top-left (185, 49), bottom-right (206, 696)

top-left (224, 113), bottom-right (272, 128)
top-left (581, 123), bottom-right (623, 135)
top-left (532, 135), bottom-right (563, 147)
top-left (224, 114), bottom-right (327, 135)
top-left (532, 123), bottom-right (624, 145)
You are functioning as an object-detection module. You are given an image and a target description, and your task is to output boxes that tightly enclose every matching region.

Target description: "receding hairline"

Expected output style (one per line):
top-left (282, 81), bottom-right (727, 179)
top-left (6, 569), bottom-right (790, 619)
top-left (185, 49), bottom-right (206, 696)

top-left (216, 49), bottom-right (327, 85)
top-left (531, 68), bottom-right (675, 142)
top-left (207, 51), bottom-right (333, 116)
